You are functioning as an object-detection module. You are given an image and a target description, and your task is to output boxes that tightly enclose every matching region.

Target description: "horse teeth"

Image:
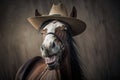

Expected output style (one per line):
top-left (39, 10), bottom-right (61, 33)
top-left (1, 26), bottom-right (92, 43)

top-left (45, 55), bottom-right (57, 64)
top-left (53, 56), bottom-right (56, 61)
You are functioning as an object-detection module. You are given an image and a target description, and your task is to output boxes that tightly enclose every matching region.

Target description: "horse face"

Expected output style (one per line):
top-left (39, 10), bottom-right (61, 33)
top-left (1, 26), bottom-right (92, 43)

top-left (40, 20), bottom-right (67, 70)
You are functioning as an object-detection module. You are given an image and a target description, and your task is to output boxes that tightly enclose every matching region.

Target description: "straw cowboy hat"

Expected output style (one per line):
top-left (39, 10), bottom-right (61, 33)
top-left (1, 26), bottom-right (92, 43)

top-left (27, 3), bottom-right (86, 36)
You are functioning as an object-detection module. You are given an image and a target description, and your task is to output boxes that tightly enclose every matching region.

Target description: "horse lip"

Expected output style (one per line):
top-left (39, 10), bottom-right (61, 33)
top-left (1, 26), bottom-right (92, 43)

top-left (47, 60), bottom-right (59, 70)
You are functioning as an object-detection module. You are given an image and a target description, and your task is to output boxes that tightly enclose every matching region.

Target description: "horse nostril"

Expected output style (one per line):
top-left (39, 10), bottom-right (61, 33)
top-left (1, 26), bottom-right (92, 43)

top-left (52, 42), bottom-right (55, 48)
top-left (41, 45), bottom-right (44, 51)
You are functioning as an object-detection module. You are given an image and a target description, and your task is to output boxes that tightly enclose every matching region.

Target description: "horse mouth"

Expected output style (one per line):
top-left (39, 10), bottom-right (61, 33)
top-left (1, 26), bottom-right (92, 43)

top-left (44, 55), bottom-right (59, 70)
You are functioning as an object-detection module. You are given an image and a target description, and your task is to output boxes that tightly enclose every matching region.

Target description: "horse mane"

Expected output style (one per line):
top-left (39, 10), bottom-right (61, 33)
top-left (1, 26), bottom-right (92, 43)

top-left (55, 20), bottom-right (84, 80)
top-left (68, 38), bottom-right (84, 80)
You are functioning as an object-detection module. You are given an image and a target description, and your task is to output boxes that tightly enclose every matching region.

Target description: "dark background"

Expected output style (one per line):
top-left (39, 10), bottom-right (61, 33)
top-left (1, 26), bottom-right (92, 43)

top-left (0, 0), bottom-right (120, 80)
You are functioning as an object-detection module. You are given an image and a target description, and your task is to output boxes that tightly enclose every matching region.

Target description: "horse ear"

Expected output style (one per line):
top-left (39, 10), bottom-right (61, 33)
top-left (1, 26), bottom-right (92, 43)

top-left (35, 9), bottom-right (41, 16)
top-left (70, 6), bottom-right (77, 18)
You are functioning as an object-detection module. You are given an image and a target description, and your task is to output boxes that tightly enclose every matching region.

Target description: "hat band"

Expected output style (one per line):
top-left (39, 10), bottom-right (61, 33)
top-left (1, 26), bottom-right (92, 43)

top-left (50, 14), bottom-right (62, 16)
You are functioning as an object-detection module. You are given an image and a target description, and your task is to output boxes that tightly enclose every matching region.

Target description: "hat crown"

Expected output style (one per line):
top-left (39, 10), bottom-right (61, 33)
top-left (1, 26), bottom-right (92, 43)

top-left (27, 3), bottom-right (86, 36)
top-left (49, 3), bottom-right (68, 17)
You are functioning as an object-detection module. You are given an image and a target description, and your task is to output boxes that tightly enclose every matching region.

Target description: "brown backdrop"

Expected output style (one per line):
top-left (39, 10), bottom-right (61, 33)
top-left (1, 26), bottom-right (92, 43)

top-left (0, 0), bottom-right (120, 80)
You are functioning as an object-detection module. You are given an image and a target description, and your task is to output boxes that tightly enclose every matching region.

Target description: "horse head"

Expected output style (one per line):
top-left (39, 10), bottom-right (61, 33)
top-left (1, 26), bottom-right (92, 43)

top-left (40, 20), bottom-right (70, 70)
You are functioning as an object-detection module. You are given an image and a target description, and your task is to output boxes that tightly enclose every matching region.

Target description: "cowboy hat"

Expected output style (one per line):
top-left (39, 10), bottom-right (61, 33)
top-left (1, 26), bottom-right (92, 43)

top-left (27, 3), bottom-right (86, 36)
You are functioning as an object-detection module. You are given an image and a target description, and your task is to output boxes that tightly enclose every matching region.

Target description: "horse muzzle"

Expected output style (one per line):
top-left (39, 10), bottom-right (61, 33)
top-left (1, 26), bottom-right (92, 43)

top-left (44, 55), bottom-right (59, 70)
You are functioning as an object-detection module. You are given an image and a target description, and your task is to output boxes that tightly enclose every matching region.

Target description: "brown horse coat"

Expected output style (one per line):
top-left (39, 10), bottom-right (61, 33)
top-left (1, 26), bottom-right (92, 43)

top-left (15, 56), bottom-right (61, 80)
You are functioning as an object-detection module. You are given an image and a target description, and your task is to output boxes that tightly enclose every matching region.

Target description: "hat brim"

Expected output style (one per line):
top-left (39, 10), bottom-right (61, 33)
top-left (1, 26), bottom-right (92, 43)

top-left (27, 16), bottom-right (86, 36)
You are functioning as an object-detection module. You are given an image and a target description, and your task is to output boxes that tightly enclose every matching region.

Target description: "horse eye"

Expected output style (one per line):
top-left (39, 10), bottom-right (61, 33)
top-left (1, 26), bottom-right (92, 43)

top-left (40, 32), bottom-right (43, 35)
top-left (64, 27), bottom-right (67, 30)
top-left (40, 30), bottom-right (46, 35)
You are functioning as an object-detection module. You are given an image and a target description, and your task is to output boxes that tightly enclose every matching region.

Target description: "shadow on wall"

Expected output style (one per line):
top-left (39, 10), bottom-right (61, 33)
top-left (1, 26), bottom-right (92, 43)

top-left (0, 0), bottom-right (120, 80)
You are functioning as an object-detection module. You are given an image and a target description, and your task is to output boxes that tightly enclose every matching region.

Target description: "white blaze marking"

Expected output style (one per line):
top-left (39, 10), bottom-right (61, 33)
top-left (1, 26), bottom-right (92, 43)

top-left (41, 20), bottom-right (65, 56)
top-left (42, 34), bottom-right (55, 48)
top-left (42, 20), bottom-right (64, 48)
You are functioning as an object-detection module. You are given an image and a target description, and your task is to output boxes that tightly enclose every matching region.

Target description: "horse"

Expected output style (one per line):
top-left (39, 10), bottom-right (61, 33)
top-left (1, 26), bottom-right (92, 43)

top-left (15, 7), bottom-right (85, 80)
